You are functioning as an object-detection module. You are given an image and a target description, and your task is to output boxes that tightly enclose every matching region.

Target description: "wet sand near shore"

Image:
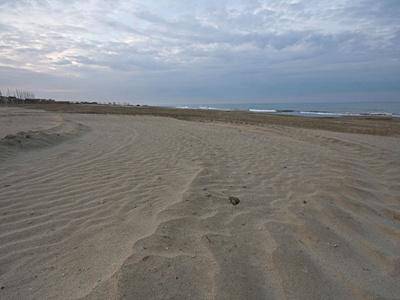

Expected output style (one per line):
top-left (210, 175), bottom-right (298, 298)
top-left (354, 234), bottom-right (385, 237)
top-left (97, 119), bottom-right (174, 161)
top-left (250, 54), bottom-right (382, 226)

top-left (14, 102), bottom-right (400, 136)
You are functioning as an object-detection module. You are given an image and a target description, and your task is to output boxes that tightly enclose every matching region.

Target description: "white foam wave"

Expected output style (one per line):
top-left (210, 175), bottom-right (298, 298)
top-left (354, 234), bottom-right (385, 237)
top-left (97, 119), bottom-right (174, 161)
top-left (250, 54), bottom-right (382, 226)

top-left (249, 109), bottom-right (277, 113)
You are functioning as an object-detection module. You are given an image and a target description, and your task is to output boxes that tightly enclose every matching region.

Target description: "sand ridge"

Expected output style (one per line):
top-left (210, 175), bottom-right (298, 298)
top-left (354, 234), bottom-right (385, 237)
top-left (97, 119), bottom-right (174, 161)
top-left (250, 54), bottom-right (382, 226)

top-left (0, 107), bottom-right (399, 299)
top-left (0, 108), bottom-right (88, 162)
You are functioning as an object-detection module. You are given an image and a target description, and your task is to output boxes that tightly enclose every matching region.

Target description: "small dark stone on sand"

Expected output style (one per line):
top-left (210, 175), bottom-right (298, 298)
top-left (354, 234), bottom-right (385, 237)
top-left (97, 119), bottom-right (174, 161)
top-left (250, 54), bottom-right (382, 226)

top-left (1, 286), bottom-right (5, 290)
top-left (229, 196), bottom-right (240, 206)
top-left (303, 200), bottom-right (307, 204)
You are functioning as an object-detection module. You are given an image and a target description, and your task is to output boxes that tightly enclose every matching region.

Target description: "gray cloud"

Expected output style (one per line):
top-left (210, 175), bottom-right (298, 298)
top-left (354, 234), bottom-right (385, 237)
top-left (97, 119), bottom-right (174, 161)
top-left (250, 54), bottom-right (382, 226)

top-left (0, 0), bottom-right (399, 104)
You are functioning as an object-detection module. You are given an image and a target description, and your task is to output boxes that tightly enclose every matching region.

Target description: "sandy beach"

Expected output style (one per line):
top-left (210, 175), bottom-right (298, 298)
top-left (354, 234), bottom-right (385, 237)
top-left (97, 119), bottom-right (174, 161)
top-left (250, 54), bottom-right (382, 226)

top-left (0, 106), bottom-right (399, 299)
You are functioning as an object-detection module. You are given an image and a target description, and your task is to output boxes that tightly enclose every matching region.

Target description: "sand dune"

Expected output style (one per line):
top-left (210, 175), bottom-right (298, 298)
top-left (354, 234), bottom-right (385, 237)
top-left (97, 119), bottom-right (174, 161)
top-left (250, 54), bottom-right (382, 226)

top-left (0, 107), bottom-right (399, 299)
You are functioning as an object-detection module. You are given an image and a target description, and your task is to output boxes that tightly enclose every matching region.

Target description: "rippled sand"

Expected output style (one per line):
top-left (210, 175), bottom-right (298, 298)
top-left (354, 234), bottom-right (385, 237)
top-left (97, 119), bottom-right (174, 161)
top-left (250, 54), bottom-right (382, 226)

top-left (0, 107), bottom-right (399, 299)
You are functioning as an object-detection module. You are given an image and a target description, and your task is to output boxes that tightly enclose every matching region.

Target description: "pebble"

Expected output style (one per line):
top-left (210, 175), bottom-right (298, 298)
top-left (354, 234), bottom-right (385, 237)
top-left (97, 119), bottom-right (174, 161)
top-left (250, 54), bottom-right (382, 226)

top-left (229, 196), bottom-right (240, 206)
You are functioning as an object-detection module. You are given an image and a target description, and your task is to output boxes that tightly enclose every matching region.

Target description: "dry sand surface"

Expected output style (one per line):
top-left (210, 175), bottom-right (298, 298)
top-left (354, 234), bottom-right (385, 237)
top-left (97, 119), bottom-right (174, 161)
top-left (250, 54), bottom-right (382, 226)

top-left (0, 106), bottom-right (399, 299)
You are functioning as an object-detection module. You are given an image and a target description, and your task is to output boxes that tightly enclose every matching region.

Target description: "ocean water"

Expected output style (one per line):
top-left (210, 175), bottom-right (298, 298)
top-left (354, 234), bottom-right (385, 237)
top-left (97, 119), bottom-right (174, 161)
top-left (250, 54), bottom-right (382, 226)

top-left (176, 101), bottom-right (400, 118)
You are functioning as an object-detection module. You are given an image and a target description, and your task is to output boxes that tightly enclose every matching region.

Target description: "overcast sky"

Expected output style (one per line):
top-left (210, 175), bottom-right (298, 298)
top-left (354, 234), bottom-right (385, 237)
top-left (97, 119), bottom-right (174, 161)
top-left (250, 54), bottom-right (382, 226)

top-left (0, 0), bottom-right (399, 105)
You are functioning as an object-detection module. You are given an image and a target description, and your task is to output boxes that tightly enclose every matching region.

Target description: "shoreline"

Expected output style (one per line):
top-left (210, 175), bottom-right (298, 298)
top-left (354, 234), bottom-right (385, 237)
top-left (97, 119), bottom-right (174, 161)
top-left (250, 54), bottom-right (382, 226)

top-left (2, 103), bottom-right (400, 136)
